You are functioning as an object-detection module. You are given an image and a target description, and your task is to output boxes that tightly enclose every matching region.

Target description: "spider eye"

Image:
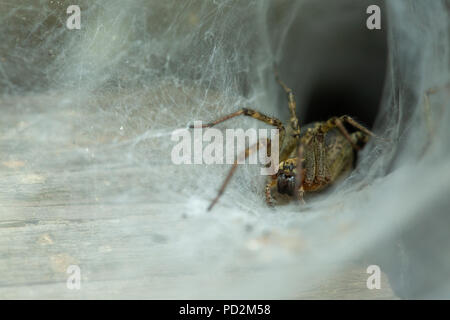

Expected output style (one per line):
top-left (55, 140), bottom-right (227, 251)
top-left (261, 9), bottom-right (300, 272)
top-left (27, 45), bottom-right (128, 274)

top-left (282, 162), bottom-right (295, 172)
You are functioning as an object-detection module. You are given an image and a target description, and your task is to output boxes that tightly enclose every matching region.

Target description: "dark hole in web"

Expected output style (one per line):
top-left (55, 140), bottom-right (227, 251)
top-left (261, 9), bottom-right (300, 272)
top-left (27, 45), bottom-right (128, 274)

top-left (304, 79), bottom-right (385, 130)
top-left (274, 0), bottom-right (387, 130)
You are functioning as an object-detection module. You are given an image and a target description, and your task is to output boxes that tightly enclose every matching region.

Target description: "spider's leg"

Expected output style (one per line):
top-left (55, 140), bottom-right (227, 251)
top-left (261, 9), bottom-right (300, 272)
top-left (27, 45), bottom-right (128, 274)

top-left (333, 118), bottom-right (360, 151)
top-left (274, 70), bottom-right (302, 164)
top-left (350, 131), bottom-right (370, 147)
top-left (317, 116), bottom-right (375, 151)
top-left (190, 108), bottom-right (285, 152)
top-left (295, 143), bottom-right (306, 204)
top-left (190, 108), bottom-right (284, 131)
top-left (265, 178), bottom-right (277, 206)
top-left (297, 185), bottom-right (306, 205)
top-left (274, 69), bottom-right (300, 136)
top-left (208, 138), bottom-right (271, 211)
top-left (340, 116), bottom-right (375, 138)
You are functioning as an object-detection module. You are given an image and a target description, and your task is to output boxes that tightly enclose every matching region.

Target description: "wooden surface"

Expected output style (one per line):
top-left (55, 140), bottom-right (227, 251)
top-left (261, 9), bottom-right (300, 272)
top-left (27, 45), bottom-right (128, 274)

top-left (0, 91), bottom-right (398, 299)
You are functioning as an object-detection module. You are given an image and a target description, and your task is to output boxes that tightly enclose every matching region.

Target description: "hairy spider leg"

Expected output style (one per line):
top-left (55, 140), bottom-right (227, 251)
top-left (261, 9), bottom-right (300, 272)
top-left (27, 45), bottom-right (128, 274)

top-left (191, 108), bottom-right (283, 211)
top-left (265, 178), bottom-right (277, 206)
top-left (295, 143), bottom-right (306, 204)
top-left (317, 116), bottom-right (375, 150)
top-left (208, 138), bottom-right (272, 211)
top-left (274, 69), bottom-right (302, 164)
top-left (190, 107), bottom-right (285, 155)
top-left (274, 69), bottom-right (301, 136)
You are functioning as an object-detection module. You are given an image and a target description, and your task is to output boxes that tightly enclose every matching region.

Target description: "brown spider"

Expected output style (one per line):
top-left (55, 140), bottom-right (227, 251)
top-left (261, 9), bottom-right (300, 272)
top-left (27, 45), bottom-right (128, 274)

top-left (191, 72), bottom-right (376, 211)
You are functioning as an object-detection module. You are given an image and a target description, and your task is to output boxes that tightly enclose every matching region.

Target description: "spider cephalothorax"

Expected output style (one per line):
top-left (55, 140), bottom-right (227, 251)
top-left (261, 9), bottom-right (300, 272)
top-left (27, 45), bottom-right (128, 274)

top-left (191, 71), bottom-right (375, 211)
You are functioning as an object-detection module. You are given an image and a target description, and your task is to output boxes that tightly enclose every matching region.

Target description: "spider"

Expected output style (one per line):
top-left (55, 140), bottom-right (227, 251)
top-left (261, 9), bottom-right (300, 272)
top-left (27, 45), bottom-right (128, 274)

top-left (191, 72), bottom-right (376, 211)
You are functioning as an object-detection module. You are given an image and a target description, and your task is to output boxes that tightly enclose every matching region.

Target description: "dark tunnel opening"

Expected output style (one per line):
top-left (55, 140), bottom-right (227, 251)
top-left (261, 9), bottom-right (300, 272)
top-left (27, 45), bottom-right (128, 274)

top-left (304, 82), bottom-right (384, 129)
top-left (274, 0), bottom-right (387, 130)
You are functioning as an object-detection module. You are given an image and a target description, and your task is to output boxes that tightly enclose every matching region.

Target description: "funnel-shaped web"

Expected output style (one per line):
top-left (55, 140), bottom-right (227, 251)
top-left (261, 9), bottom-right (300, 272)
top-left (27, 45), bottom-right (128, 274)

top-left (0, 0), bottom-right (449, 299)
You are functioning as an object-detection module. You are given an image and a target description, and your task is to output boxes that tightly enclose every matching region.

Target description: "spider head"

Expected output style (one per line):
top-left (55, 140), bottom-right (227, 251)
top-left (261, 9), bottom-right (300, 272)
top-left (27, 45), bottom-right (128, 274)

top-left (276, 160), bottom-right (297, 196)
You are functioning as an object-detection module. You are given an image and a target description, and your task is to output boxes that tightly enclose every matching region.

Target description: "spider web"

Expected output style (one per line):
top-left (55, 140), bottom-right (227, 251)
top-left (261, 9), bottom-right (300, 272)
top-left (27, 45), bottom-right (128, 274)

top-left (0, 0), bottom-right (449, 298)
